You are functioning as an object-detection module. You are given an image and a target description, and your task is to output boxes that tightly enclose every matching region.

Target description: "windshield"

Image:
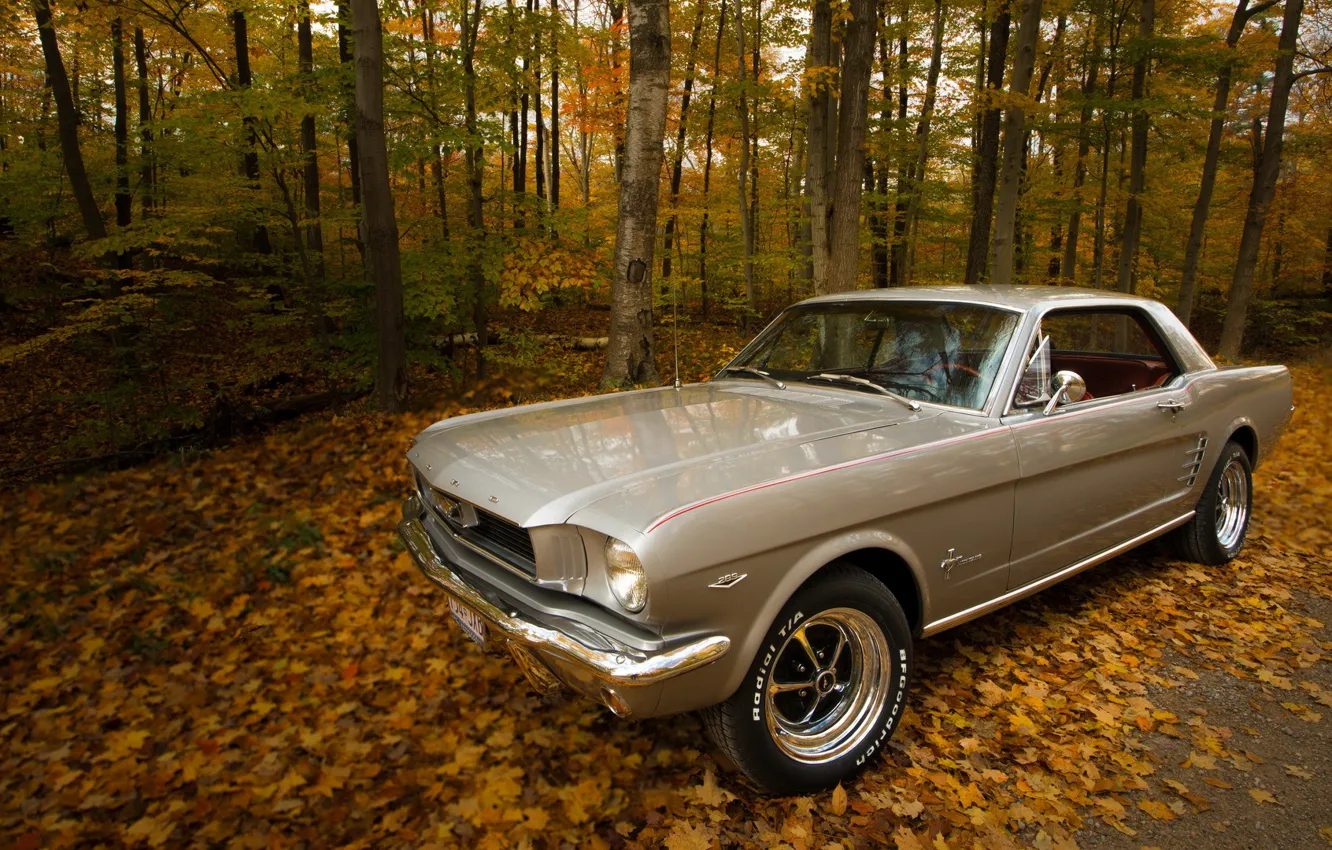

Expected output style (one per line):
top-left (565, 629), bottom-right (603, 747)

top-left (724, 301), bottom-right (1020, 410)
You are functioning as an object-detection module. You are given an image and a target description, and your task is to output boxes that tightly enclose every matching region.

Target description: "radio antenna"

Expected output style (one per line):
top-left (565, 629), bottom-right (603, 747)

top-left (671, 272), bottom-right (681, 389)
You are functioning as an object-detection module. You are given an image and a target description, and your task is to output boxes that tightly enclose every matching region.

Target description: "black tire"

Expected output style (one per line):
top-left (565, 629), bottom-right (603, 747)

top-left (1172, 439), bottom-right (1253, 565)
top-left (700, 564), bottom-right (912, 795)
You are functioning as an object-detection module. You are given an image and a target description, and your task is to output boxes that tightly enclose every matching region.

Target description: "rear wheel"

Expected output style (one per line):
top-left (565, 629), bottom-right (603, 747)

top-left (1172, 439), bottom-right (1252, 565)
top-left (700, 564), bottom-right (912, 795)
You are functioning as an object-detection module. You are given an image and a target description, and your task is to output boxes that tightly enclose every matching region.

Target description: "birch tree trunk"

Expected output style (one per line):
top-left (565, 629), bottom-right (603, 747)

top-left (1217, 0), bottom-right (1303, 359)
top-left (1176, 0), bottom-right (1272, 327)
top-left (601, 0), bottom-right (669, 387)
top-left (824, 0), bottom-right (876, 293)
top-left (32, 0), bottom-right (105, 241)
top-left (990, 0), bottom-right (1045, 286)
top-left (351, 0), bottom-right (406, 410)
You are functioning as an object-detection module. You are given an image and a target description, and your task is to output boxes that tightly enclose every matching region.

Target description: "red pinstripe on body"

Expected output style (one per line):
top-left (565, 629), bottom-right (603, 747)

top-left (642, 376), bottom-right (1204, 533)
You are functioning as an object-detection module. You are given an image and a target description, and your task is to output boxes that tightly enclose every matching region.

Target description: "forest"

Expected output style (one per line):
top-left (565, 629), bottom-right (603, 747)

top-left (1, 0), bottom-right (1330, 472)
top-left (4, 0), bottom-right (1332, 845)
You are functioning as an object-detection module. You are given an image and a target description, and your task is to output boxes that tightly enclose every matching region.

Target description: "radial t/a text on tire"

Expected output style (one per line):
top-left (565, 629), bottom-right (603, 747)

top-left (700, 564), bottom-right (913, 795)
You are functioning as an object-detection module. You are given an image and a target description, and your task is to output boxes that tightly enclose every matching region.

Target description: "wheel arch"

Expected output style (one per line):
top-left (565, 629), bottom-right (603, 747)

top-left (837, 548), bottom-right (924, 635)
top-left (1227, 422), bottom-right (1259, 466)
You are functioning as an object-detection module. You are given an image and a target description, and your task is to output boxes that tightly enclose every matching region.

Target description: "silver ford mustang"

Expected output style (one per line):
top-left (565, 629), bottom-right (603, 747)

top-left (399, 286), bottom-right (1292, 793)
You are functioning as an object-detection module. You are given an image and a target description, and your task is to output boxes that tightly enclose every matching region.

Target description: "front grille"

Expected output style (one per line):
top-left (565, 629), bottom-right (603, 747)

top-left (416, 472), bottom-right (536, 575)
top-left (467, 508), bottom-right (537, 571)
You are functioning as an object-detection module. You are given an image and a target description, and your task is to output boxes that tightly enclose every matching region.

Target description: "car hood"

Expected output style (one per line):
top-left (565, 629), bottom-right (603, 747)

top-left (407, 381), bottom-right (941, 530)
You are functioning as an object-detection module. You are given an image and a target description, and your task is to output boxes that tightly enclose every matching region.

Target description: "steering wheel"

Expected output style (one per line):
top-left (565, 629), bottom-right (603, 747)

top-left (927, 361), bottom-right (981, 378)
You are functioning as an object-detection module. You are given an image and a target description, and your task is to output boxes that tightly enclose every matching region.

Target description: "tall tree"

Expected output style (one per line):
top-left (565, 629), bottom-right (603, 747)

top-left (461, 0), bottom-right (486, 375)
top-left (898, 0), bottom-right (946, 287)
top-left (602, 0), bottom-right (669, 387)
top-left (990, 0), bottom-right (1045, 285)
top-left (232, 9), bottom-right (272, 254)
top-left (298, 0), bottom-right (324, 272)
top-left (698, 0), bottom-right (728, 318)
top-left (338, 0), bottom-right (362, 206)
top-left (736, 0), bottom-right (756, 326)
top-left (661, 0), bottom-right (704, 281)
top-left (824, 0), bottom-right (877, 293)
top-left (351, 0), bottom-right (406, 410)
top-left (1217, 0), bottom-right (1303, 359)
top-left (1114, 0), bottom-right (1154, 297)
top-left (804, 0), bottom-right (834, 291)
top-left (964, 5), bottom-right (1011, 284)
top-left (1175, 0), bottom-right (1274, 326)
top-left (1060, 26), bottom-right (1100, 283)
top-left (549, 0), bottom-right (560, 221)
top-left (31, 0), bottom-right (105, 241)
top-left (133, 27), bottom-right (153, 217)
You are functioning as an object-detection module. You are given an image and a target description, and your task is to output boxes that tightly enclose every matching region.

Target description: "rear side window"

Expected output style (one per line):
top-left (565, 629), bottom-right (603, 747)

top-left (1038, 309), bottom-right (1179, 399)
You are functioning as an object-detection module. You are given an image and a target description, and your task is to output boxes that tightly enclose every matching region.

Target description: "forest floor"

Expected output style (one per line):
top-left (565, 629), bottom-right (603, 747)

top-left (1, 343), bottom-right (1330, 848)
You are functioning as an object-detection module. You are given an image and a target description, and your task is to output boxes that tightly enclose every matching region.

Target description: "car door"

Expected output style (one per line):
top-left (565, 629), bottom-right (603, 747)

top-left (1001, 308), bottom-right (1204, 590)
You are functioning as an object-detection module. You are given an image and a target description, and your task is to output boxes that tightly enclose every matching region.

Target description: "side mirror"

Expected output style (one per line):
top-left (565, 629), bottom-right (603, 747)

top-left (1043, 370), bottom-right (1087, 415)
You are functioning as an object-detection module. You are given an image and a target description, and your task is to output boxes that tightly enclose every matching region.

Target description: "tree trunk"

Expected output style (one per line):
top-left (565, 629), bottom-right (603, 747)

top-left (601, 0), bottom-right (669, 387)
top-left (232, 10), bottom-right (272, 254)
top-left (735, 1), bottom-right (756, 327)
top-left (870, 23), bottom-right (892, 288)
top-left (1113, 0), bottom-right (1153, 306)
top-left (699, 0), bottom-right (728, 319)
top-left (351, 0), bottom-right (406, 410)
top-left (609, 0), bottom-right (626, 182)
top-left (1322, 227), bottom-right (1332, 297)
top-left (1061, 29), bottom-right (1100, 283)
top-left (133, 27), bottom-right (153, 218)
top-left (1176, 0), bottom-right (1271, 326)
top-left (899, 0), bottom-right (945, 288)
top-left (112, 20), bottom-right (131, 234)
top-left (298, 1), bottom-right (325, 274)
top-left (990, 0), bottom-right (1045, 286)
top-left (338, 1), bottom-right (362, 207)
top-left (1217, 0), bottom-right (1302, 359)
top-left (462, 0), bottom-right (487, 376)
top-left (549, 0), bottom-right (560, 218)
top-left (805, 0), bottom-right (833, 292)
top-left (662, 1), bottom-right (704, 281)
top-left (963, 6), bottom-right (1011, 284)
top-left (32, 0), bottom-right (105, 241)
top-left (887, 19), bottom-right (909, 287)
top-left (824, 0), bottom-right (876, 293)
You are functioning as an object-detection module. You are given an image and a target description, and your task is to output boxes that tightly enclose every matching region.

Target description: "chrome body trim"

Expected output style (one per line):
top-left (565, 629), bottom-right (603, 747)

top-left (399, 502), bottom-right (730, 688)
top-left (919, 511), bottom-right (1196, 638)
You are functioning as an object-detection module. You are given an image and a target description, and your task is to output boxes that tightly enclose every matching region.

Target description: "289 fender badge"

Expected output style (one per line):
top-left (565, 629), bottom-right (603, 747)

top-left (709, 572), bottom-right (748, 589)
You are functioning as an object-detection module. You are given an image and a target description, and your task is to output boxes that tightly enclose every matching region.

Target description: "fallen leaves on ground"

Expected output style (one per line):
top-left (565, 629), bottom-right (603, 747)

top-left (2, 366), bottom-right (1329, 848)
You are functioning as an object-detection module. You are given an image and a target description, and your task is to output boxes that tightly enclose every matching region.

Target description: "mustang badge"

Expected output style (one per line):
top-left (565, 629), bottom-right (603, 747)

top-left (940, 548), bottom-right (982, 580)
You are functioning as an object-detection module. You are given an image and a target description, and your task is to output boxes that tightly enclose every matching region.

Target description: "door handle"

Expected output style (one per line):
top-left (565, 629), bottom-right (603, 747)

top-left (1157, 399), bottom-right (1187, 412)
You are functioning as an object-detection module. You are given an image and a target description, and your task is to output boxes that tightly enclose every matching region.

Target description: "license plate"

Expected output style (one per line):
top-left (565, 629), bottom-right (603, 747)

top-left (449, 597), bottom-right (486, 650)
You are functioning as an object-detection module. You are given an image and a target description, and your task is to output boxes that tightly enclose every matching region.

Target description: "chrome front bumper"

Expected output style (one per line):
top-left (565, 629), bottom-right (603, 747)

top-left (398, 497), bottom-right (729, 714)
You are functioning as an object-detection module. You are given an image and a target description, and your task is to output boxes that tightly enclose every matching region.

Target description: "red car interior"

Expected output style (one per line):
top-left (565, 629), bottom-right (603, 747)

top-left (1051, 352), bottom-right (1173, 399)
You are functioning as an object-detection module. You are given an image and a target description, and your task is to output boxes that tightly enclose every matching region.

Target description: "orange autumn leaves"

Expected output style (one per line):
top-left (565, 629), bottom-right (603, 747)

top-left (1, 365), bottom-right (1330, 848)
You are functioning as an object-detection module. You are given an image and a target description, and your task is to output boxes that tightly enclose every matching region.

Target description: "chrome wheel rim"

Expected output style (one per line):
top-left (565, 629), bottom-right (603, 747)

top-left (1214, 457), bottom-right (1249, 550)
top-left (764, 608), bottom-right (891, 764)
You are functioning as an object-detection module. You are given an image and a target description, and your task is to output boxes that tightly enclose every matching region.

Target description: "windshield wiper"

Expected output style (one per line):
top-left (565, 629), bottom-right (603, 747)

top-left (807, 373), bottom-right (921, 411)
top-left (718, 366), bottom-right (787, 390)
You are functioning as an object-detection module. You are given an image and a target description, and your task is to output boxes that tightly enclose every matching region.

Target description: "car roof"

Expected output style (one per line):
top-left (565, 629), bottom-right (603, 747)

top-left (797, 285), bottom-right (1158, 311)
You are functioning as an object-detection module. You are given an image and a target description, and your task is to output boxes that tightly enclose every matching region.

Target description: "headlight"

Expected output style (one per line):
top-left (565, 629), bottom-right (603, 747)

top-left (605, 537), bottom-right (648, 613)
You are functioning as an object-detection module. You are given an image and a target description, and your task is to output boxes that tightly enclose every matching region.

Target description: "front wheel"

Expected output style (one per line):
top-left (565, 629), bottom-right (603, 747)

top-left (1172, 439), bottom-right (1253, 565)
top-left (700, 564), bottom-right (912, 795)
